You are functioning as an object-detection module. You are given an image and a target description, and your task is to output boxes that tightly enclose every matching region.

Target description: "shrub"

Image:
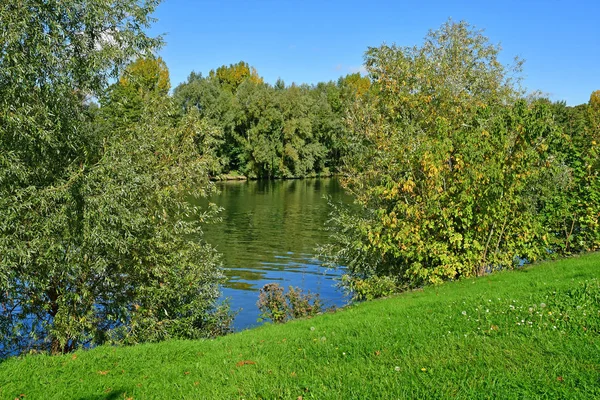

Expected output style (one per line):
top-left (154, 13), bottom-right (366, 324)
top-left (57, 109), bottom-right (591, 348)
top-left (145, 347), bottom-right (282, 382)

top-left (327, 20), bottom-right (569, 288)
top-left (286, 286), bottom-right (323, 319)
top-left (341, 275), bottom-right (400, 302)
top-left (257, 284), bottom-right (288, 323)
top-left (257, 284), bottom-right (322, 323)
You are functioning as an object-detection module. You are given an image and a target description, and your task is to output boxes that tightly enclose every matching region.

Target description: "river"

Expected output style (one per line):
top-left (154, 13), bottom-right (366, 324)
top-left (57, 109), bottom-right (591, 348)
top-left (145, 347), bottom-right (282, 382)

top-left (201, 178), bottom-right (352, 330)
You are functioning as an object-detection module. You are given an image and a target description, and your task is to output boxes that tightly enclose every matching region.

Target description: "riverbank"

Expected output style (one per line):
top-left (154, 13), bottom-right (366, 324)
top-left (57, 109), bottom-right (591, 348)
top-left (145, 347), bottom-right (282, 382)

top-left (1, 253), bottom-right (599, 399)
top-left (212, 171), bottom-right (340, 181)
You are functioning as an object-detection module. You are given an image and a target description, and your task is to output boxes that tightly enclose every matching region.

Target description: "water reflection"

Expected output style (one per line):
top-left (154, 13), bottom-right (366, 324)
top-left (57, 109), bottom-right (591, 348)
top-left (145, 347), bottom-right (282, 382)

top-left (200, 178), bottom-right (351, 330)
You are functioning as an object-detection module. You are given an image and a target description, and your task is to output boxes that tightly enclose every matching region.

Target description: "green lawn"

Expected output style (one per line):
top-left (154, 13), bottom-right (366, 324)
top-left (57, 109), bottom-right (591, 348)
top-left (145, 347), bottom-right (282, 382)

top-left (1, 253), bottom-right (599, 399)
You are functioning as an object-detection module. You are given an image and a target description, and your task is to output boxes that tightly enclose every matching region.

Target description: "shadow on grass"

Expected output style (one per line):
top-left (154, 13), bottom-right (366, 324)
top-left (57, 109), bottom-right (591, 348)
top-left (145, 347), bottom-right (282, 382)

top-left (78, 388), bottom-right (127, 400)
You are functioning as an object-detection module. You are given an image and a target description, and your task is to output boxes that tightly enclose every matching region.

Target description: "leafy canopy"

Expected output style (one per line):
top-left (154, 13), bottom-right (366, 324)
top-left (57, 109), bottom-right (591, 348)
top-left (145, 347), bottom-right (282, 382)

top-left (174, 67), bottom-right (355, 179)
top-left (326, 20), bottom-right (569, 286)
top-left (0, 0), bottom-right (230, 356)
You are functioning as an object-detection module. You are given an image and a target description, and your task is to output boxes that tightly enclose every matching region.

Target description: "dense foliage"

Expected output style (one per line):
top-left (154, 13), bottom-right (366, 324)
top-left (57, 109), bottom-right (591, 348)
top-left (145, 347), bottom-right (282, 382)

top-left (174, 66), bottom-right (369, 178)
top-left (325, 20), bottom-right (600, 288)
top-left (0, 0), bottom-right (230, 356)
top-left (545, 98), bottom-right (600, 254)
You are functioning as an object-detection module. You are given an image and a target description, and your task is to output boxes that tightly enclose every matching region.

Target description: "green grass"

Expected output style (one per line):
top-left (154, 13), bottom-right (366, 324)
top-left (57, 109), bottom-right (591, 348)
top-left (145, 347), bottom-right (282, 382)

top-left (2, 254), bottom-right (600, 399)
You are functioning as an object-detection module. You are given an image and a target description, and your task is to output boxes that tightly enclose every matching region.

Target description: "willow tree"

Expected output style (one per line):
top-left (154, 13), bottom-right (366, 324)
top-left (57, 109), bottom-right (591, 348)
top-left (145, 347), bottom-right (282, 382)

top-left (328, 20), bottom-right (564, 286)
top-left (0, 0), bottom-right (229, 356)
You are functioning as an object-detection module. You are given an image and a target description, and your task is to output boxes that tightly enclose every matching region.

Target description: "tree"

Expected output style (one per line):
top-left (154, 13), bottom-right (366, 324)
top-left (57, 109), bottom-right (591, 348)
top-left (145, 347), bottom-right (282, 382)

top-left (326, 20), bottom-right (562, 286)
top-left (278, 84), bottom-right (328, 177)
top-left (101, 56), bottom-right (171, 127)
top-left (173, 70), bottom-right (345, 179)
top-left (338, 73), bottom-right (371, 99)
top-left (0, 0), bottom-right (230, 356)
top-left (590, 90), bottom-right (600, 111)
top-left (209, 61), bottom-right (263, 92)
top-left (543, 99), bottom-right (600, 254)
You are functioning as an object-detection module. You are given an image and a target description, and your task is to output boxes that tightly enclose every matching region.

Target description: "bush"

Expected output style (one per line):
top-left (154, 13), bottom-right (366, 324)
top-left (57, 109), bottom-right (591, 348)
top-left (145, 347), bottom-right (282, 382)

top-left (327, 20), bottom-right (571, 288)
top-left (257, 284), bottom-right (287, 323)
top-left (341, 275), bottom-right (400, 302)
top-left (257, 284), bottom-right (322, 323)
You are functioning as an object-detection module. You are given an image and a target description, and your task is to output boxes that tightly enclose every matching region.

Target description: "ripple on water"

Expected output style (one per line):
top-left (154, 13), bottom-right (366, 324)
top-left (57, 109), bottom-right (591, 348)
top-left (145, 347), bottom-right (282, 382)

top-left (197, 178), bottom-right (352, 330)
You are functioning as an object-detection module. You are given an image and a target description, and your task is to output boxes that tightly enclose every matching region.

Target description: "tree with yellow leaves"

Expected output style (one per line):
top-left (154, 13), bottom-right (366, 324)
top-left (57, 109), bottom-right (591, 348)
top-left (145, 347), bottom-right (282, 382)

top-left (209, 61), bottom-right (263, 92)
top-left (326, 20), bottom-right (564, 287)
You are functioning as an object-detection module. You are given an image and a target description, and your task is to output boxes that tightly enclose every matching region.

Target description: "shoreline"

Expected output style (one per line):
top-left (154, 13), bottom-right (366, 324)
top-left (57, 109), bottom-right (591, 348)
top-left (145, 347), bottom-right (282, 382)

top-left (211, 172), bottom-right (342, 181)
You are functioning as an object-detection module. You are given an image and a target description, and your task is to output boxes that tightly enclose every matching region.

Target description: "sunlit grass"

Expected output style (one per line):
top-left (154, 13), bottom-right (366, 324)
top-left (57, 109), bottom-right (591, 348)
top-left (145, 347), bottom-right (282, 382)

top-left (1, 253), bottom-right (599, 399)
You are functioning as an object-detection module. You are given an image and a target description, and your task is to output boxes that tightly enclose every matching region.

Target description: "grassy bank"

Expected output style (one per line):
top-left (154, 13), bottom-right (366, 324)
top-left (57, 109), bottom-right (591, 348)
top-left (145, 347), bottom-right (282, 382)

top-left (1, 254), bottom-right (599, 399)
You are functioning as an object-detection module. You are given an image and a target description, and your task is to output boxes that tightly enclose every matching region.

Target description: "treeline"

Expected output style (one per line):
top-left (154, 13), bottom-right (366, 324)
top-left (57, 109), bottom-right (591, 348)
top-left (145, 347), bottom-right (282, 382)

top-left (99, 58), bottom-right (371, 179)
top-left (172, 62), bottom-right (370, 179)
top-left (99, 58), bottom-right (371, 180)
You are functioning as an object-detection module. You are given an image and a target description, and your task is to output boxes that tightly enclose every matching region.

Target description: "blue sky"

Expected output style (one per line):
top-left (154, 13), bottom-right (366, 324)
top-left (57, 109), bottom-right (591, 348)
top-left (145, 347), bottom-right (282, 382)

top-left (149, 0), bottom-right (599, 105)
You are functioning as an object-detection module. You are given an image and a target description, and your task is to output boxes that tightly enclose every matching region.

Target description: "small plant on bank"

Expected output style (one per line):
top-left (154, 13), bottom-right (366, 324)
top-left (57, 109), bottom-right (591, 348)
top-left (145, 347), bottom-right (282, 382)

top-left (286, 286), bottom-right (323, 319)
top-left (257, 284), bottom-right (287, 323)
top-left (257, 283), bottom-right (322, 323)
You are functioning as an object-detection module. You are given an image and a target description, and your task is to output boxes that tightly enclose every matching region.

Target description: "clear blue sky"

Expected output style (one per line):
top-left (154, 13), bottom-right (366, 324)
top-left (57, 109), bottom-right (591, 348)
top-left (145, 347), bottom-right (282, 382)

top-left (149, 0), bottom-right (599, 105)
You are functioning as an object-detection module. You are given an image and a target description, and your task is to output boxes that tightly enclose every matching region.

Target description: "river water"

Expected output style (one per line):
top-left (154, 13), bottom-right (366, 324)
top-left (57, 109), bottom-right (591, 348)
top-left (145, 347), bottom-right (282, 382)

top-left (202, 178), bottom-right (352, 330)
